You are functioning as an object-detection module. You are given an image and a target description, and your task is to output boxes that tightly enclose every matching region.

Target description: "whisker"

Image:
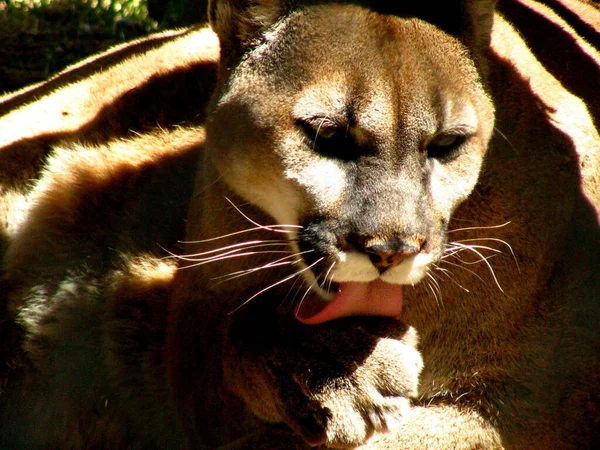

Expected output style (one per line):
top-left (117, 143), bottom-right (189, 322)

top-left (312, 118), bottom-right (328, 151)
top-left (448, 221), bottom-right (511, 234)
top-left (228, 258), bottom-right (325, 315)
top-left (425, 272), bottom-right (443, 304)
top-left (445, 242), bottom-right (502, 265)
top-left (442, 242), bottom-right (504, 269)
top-left (441, 247), bottom-right (466, 259)
top-left (453, 237), bottom-right (511, 245)
top-left (212, 260), bottom-right (298, 283)
top-left (299, 279), bottom-right (318, 306)
top-left (494, 127), bottom-right (518, 152)
top-left (442, 245), bottom-right (491, 261)
top-left (181, 227), bottom-right (295, 244)
top-left (446, 243), bottom-right (504, 293)
top-left (180, 198), bottom-right (302, 245)
top-left (212, 251), bottom-right (312, 282)
top-left (281, 274), bottom-right (306, 309)
top-left (450, 253), bottom-right (499, 266)
top-left (175, 240), bottom-right (289, 260)
top-left (433, 265), bottom-right (470, 292)
top-left (439, 260), bottom-right (486, 285)
top-left (453, 237), bottom-right (520, 273)
top-left (322, 261), bottom-right (337, 293)
top-left (424, 279), bottom-right (441, 305)
top-left (178, 250), bottom-right (293, 270)
top-left (296, 270), bottom-right (330, 316)
top-left (224, 197), bottom-right (302, 233)
top-left (445, 243), bottom-right (503, 255)
top-left (427, 272), bottom-right (442, 296)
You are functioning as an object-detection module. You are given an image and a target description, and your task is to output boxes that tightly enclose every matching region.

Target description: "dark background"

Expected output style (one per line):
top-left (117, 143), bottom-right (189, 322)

top-left (0, 0), bottom-right (207, 94)
top-left (1, 0), bottom-right (599, 95)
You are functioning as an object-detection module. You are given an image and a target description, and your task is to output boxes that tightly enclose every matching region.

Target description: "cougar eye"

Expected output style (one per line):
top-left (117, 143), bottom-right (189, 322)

top-left (300, 117), bottom-right (341, 142)
top-left (426, 132), bottom-right (469, 161)
top-left (299, 117), bottom-right (358, 160)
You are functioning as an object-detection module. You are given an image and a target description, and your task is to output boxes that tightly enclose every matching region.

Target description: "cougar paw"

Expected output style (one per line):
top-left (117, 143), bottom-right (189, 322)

top-left (287, 329), bottom-right (422, 447)
top-left (226, 316), bottom-right (422, 448)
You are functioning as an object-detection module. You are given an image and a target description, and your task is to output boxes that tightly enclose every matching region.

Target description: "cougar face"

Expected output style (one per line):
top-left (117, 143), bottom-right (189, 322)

top-left (207, 5), bottom-right (494, 323)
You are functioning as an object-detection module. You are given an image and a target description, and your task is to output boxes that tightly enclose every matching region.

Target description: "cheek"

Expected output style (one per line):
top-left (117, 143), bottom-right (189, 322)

top-left (281, 137), bottom-right (348, 214)
top-left (429, 153), bottom-right (482, 217)
top-left (252, 184), bottom-right (303, 226)
top-left (213, 149), bottom-right (303, 226)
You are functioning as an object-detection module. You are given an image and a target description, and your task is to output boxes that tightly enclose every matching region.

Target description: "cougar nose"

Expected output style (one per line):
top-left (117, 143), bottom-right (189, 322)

top-left (350, 235), bottom-right (422, 270)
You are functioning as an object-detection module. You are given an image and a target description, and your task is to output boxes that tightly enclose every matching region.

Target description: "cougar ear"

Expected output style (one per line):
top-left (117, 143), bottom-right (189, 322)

top-left (455, 0), bottom-right (497, 75)
top-left (208, 0), bottom-right (294, 63)
top-left (459, 0), bottom-right (497, 58)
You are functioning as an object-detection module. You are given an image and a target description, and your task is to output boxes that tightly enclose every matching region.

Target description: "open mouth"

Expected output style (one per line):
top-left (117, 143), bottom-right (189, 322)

top-left (295, 279), bottom-right (404, 325)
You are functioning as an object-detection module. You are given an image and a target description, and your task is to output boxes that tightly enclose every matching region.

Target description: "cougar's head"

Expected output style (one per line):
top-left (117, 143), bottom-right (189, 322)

top-left (206, 0), bottom-right (495, 323)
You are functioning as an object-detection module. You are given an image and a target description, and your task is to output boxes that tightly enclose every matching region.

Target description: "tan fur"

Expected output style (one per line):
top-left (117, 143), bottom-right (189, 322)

top-left (1, 0), bottom-right (599, 449)
top-left (0, 26), bottom-right (218, 261)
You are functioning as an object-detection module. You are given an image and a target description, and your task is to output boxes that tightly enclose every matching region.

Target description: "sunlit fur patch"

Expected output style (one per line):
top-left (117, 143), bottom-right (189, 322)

top-left (3, 189), bottom-right (31, 240)
top-left (293, 78), bottom-right (350, 123)
top-left (114, 257), bottom-right (178, 289)
top-left (4, 126), bottom-right (204, 279)
top-left (441, 99), bottom-right (478, 131)
top-left (283, 153), bottom-right (347, 213)
top-left (233, 172), bottom-right (301, 227)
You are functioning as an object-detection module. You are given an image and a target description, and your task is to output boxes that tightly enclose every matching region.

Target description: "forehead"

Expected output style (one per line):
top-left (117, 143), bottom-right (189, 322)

top-left (244, 5), bottom-right (474, 100)
top-left (229, 3), bottom-right (481, 136)
top-left (257, 7), bottom-right (462, 72)
top-left (250, 7), bottom-right (398, 82)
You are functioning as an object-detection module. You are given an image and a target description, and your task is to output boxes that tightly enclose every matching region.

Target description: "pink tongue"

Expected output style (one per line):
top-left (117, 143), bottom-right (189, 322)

top-left (295, 279), bottom-right (403, 325)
